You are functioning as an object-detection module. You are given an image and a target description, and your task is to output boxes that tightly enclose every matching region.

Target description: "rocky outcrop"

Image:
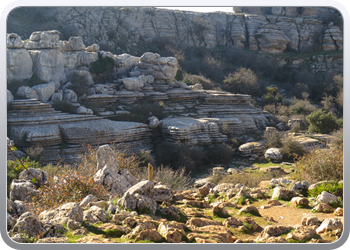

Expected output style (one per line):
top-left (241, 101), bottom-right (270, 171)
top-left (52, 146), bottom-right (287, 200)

top-left (8, 7), bottom-right (342, 54)
top-left (7, 99), bottom-right (152, 163)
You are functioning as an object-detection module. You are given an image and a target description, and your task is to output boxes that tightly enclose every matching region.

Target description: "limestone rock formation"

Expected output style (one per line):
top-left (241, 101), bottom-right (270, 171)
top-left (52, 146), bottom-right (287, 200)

top-left (7, 99), bottom-right (152, 163)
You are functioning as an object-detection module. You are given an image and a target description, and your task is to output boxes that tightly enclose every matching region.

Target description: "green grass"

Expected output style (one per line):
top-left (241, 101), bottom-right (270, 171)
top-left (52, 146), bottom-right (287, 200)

top-left (307, 181), bottom-right (343, 198)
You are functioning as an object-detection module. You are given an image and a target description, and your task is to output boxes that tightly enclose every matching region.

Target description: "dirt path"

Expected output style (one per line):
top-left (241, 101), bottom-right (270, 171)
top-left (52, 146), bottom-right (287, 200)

top-left (258, 205), bottom-right (343, 227)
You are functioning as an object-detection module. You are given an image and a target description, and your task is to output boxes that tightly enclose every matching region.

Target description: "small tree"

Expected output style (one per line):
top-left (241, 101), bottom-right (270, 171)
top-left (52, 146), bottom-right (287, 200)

top-left (306, 109), bottom-right (340, 134)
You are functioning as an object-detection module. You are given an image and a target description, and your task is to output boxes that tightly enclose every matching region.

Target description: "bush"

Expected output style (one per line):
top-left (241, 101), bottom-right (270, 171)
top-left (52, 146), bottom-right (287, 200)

top-left (222, 68), bottom-right (258, 95)
top-left (280, 137), bottom-right (306, 161)
top-left (89, 54), bottom-right (115, 74)
top-left (307, 181), bottom-right (343, 198)
top-left (175, 68), bottom-right (184, 81)
top-left (183, 74), bottom-right (216, 90)
top-left (133, 165), bottom-right (192, 190)
top-left (330, 128), bottom-right (343, 149)
top-left (28, 172), bottom-right (108, 215)
top-left (294, 149), bottom-right (343, 184)
top-left (289, 99), bottom-right (317, 116)
top-left (7, 157), bottom-right (42, 196)
top-left (263, 130), bottom-right (284, 149)
top-left (306, 109), bottom-right (341, 134)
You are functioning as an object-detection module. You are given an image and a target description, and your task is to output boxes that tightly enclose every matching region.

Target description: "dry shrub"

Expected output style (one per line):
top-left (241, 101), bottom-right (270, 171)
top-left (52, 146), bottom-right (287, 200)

top-left (219, 171), bottom-right (285, 188)
top-left (330, 128), bottom-right (343, 150)
top-left (77, 144), bottom-right (149, 178)
top-left (263, 130), bottom-right (284, 149)
top-left (294, 149), bottom-right (343, 184)
top-left (133, 165), bottom-right (192, 190)
top-left (26, 172), bottom-right (108, 216)
top-left (280, 137), bottom-right (306, 161)
top-left (222, 67), bottom-right (259, 95)
top-left (289, 99), bottom-right (317, 116)
top-left (183, 74), bottom-right (216, 90)
top-left (290, 122), bottom-right (301, 133)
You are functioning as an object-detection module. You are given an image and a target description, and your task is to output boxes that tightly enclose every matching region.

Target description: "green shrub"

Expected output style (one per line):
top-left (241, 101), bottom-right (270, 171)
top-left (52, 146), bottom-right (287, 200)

top-left (175, 68), bottom-right (184, 81)
top-left (307, 181), bottom-right (343, 198)
top-left (289, 99), bottom-right (317, 116)
top-left (89, 54), bottom-right (115, 74)
top-left (7, 157), bottom-right (41, 196)
top-left (306, 109), bottom-right (341, 134)
top-left (294, 149), bottom-right (343, 183)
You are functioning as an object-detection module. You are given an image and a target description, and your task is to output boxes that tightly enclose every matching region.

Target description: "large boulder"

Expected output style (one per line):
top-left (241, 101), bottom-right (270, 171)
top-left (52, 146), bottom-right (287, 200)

top-left (122, 75), bottom-right (153, 91)
top-left (264, 148), bottom-right (283, 162)
top-left (32, 82), bottom-right (56, 102)
top-left (16, 86), bottom-right (39, 99)
top-left (316, 191), bottom-right (339, 205)
top-left (7, 48), bottom-right (33, 82)
top-left (117, 180), bottom-right (157, 215)
top-left (316, 218), bottom-right (343, 234)
top-left (19, 168), bottom-right (49, 185)
top-left (130, 52), bottom-right (178, 81)
top-left (63, 89), bottom-right (78, 102)
top-left (83, 206), bottom-right (108, 224)
top-left (9, 179), bottom-right (39, 201)
top-left (67, 36), bottom-right (86, 51)
top-left (271, 186), bottom-right (296, 200)
top-left (291, 181), bottom-right (309, 193)
top-left (238, 142), bottom-right (264, 157)
top-left (38, 202), bottom-right (83, 225)
top-left (11, 212), bottom-right (46, 238)
top-left (96, 144), bottom-right (120, 172)
top-left (7, 33), bottom-right (23, 48)
top-left (29, 49), bottom-right (66, 83)
top-left (256, 225), bottom-right (292, 242)
top-left (152, 184), bottom-right (173, 202)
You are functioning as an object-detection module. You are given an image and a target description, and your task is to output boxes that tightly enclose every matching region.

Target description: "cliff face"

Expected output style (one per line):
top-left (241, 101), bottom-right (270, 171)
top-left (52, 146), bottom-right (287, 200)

top-left (8, 7), bottom-right (343, 54)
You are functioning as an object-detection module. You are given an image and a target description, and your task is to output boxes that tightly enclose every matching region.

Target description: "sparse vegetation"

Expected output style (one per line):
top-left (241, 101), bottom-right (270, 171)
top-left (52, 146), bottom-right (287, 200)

top-left (294, 148), bottom-right (343, 184)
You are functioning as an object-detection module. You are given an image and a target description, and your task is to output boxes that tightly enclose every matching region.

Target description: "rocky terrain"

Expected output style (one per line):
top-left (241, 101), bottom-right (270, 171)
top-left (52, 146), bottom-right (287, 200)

top-left (7, 30), bottom-right (273, 163)
top-left (6, 7), bottom-right (344, 245)
top-left (7, 144), bottom-right (343, 244)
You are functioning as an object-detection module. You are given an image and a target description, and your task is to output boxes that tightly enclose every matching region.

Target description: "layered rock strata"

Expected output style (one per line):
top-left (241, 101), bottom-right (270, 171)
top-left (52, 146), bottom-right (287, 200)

top-left (7, 99), bottom-right (152, 163)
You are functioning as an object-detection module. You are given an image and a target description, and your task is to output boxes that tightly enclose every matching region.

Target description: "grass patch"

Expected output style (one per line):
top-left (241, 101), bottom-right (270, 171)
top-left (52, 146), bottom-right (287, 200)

top-left (238, 210), bottom-right (262, 217)
top-left (233, 196), bottom-right (258, 205)
top-left (155, 210), bottom-right (188, 223)
top-left (307, 181), bottom-right (343, 198)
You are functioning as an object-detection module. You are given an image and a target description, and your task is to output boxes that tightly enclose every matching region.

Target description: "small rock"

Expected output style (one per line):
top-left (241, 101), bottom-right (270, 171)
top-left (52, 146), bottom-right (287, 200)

top-left (316, 218), bottom-right (343, 234)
